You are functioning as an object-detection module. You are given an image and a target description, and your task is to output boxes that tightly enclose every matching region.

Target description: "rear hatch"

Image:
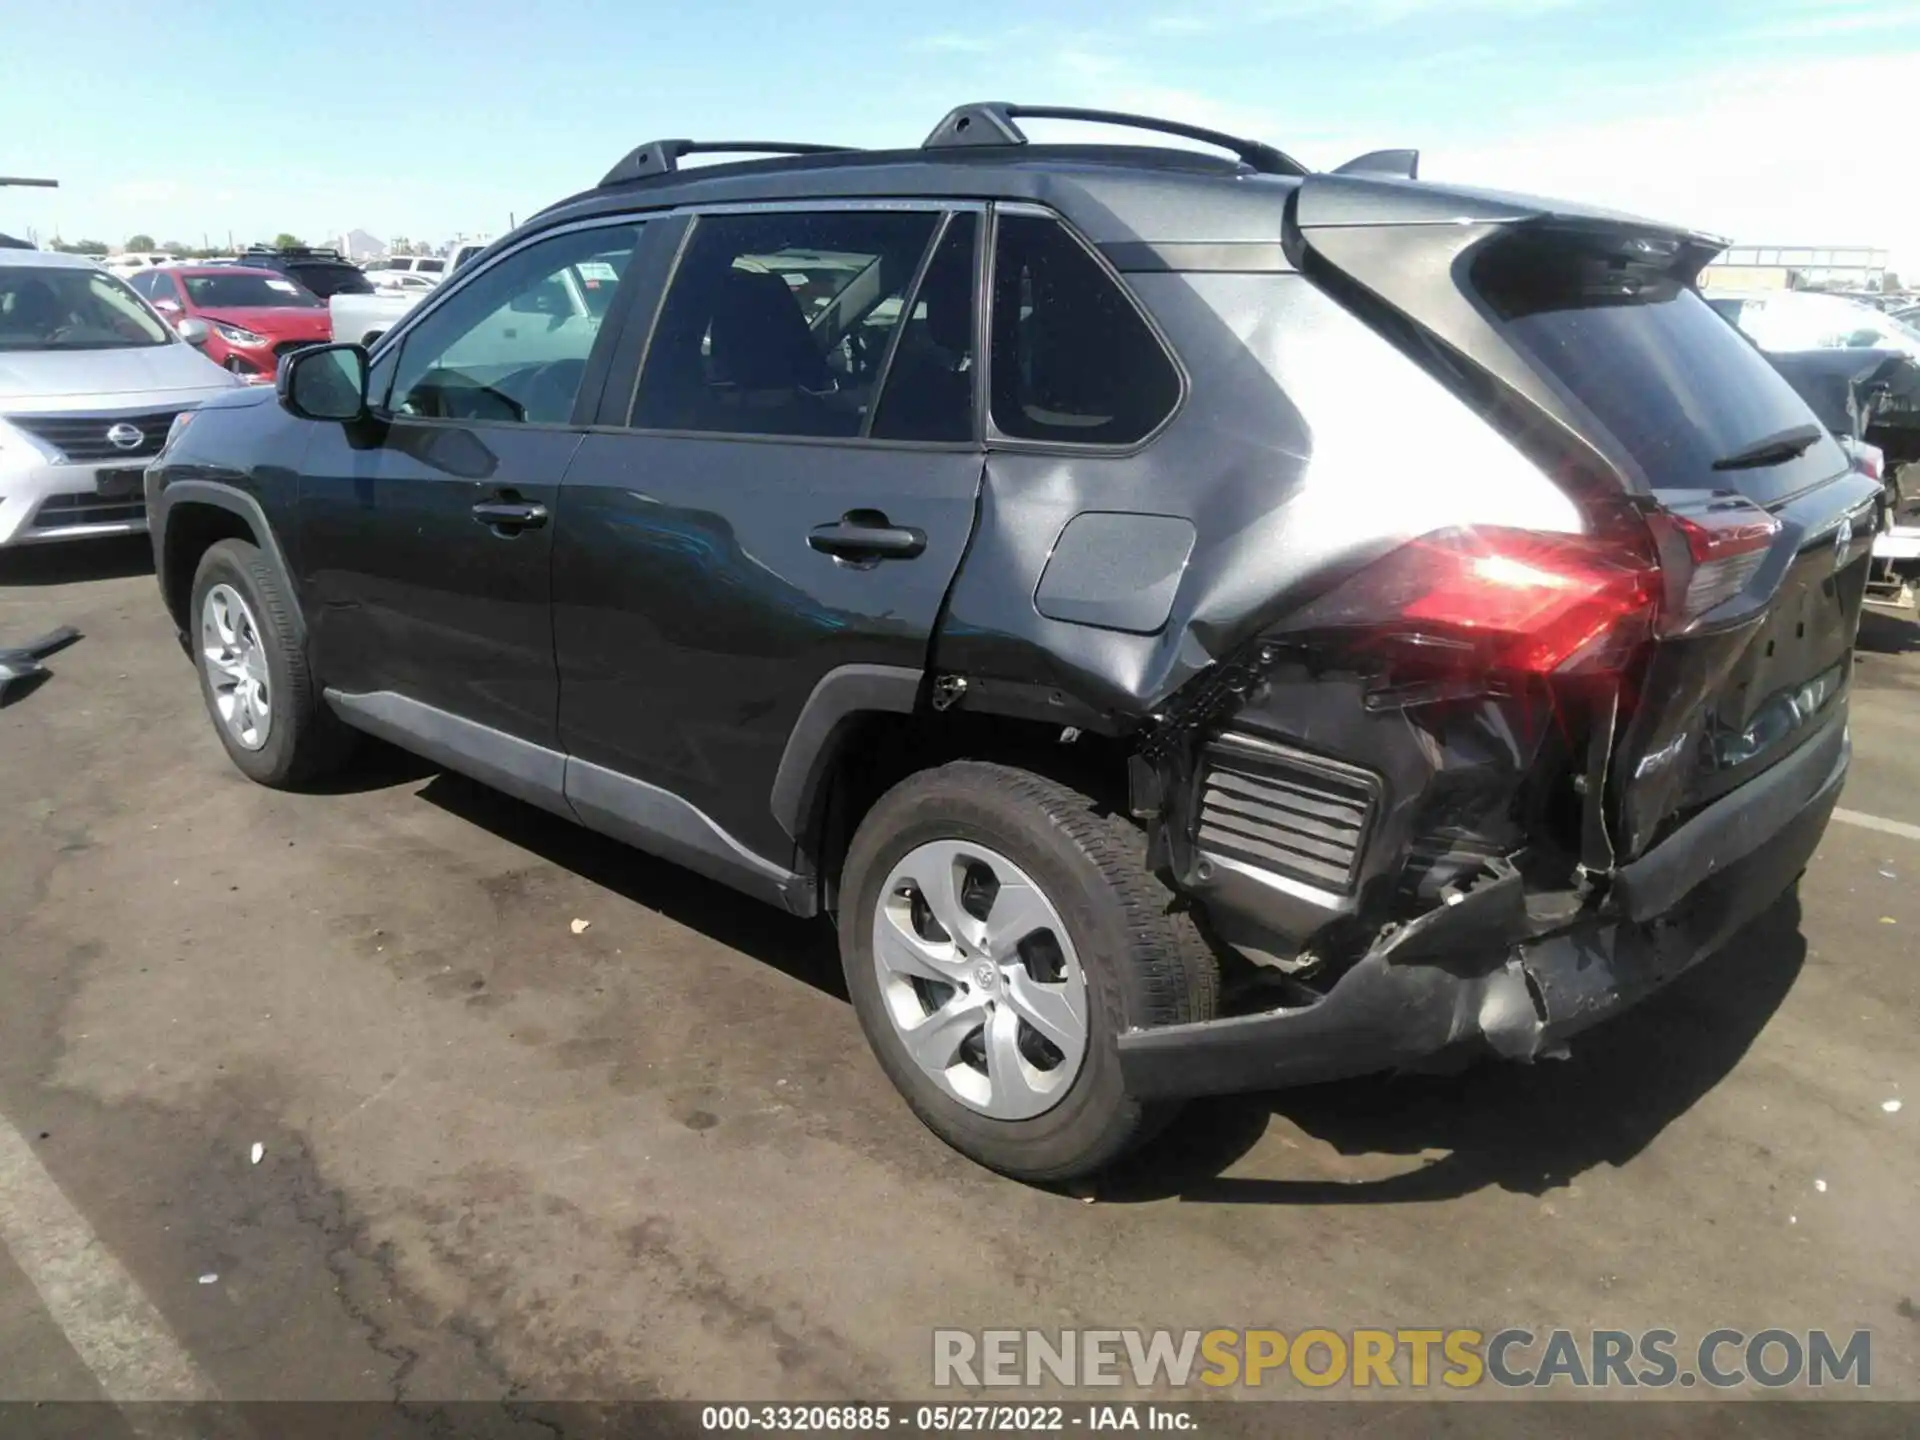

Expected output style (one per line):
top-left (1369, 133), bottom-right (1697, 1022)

top-left (1287, 175), bottom-right (1882, 862)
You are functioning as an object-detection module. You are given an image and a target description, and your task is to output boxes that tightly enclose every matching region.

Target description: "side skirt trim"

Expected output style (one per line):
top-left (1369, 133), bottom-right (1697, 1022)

top-left (323, 689), bottom-right (815, 916)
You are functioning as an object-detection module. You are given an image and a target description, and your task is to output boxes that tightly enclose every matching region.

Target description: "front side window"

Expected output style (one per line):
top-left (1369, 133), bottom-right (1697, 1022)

top-left (988, 214), bottom-right (1181, 445)
top-left (387, 224), bottom-right (640, 426)
top-left (0, 266), bottom-right (172, 350)
top-left (632, 209), bottom-right (942, 438)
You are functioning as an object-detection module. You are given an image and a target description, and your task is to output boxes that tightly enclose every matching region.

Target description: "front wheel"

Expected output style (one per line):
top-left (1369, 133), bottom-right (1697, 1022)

top-left (190, 538), bottom-right (354, 787)
top-left (838, 762), bottom-right (1219, 1182)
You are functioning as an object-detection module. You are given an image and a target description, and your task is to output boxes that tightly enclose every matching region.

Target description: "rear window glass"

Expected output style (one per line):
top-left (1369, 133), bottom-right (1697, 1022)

top-left (988, 215), bottom-right (1180, 446)
top-left (287, 262), bottom-right (373, 298)
top-left (1472, 230), bottom-right (1844, 506)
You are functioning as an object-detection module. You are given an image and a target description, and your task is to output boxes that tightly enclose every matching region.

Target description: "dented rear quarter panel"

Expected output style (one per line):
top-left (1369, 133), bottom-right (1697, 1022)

top-left (931, 269), bottom-right (1584, 723)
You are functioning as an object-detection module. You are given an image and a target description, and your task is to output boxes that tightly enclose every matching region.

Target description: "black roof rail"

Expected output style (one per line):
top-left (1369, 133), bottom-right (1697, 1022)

top-left (1330, 148), bottom-right (1420, 180)
top-left (601, 139), bottom-right (858, 188)
top-left (242, 243), bottom-right (346, 259)
top-left (922, 102), bottom-right (1309, 177)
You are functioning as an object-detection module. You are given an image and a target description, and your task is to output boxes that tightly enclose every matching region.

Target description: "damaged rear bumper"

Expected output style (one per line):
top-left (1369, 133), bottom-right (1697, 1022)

top-left (1118, 714), bottom-right (1848, 1102)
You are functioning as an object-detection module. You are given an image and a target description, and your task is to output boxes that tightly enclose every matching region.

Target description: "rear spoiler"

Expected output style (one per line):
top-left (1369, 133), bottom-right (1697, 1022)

top-left (1330, 149), bottom-right (1419, 180)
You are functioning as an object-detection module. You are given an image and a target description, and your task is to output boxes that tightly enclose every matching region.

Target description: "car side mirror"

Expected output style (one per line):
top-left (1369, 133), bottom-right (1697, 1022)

top-left (176, 316), bottom-right (211, 347)
top-left (280, 343), bottom-right (370, 422)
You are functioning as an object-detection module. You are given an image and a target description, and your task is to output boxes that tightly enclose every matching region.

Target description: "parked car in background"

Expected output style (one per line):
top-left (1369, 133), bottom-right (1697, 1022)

top-left (366, 255), bottom-right (448, 285)
top-left (129, 266), bottom-right (332, 383)
top-left (1767, 347), bottom-right (1920, 618)
top-left (151, 105), bottom-right (1876, 1180)
top-left (1, 249), bottom-right (236, 546)
top-left (370, 271), bottom-right (438, 294)
top-left (329, 243), bottom-right (497, 343)
top-left (232, 245), bottom-right (376, 301)
top-left (105, 251), bottom-right (178, 278)
top-left (1709, 289), bottom-right (1920, 361)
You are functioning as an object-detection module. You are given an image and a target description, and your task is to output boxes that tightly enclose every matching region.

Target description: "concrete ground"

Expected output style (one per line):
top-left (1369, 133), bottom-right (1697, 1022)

top-left (0, 537), bottom-right (1914, 1422)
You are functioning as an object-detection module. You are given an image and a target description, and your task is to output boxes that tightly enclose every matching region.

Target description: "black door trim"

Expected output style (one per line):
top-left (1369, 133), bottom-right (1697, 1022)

top-left (769, 663), bottom-right (923, 841)
top-left (323, 688), bottom-right (815, 916)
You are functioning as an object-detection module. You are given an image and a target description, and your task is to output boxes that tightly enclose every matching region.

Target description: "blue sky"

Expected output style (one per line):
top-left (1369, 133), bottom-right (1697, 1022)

top-left (4, 0), bottom-right (1918, 272)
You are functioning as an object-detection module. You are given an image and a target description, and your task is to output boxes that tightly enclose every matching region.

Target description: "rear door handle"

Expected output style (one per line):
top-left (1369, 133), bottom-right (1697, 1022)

top-left (472, 500), bottom-right (549, 531)
top-left (808, 513), bottom-right (926, 562)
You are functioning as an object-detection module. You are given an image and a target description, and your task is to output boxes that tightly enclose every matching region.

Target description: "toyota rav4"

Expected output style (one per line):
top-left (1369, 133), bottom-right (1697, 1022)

top-left (146, 105), bottom-right (1878, 1181)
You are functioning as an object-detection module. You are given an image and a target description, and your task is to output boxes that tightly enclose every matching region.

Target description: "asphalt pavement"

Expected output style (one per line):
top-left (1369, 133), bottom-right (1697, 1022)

top-left (0, 537), bottom-right (1914, 1427)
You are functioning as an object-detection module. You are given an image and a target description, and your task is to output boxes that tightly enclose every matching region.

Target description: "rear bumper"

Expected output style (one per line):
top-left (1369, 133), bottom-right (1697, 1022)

top-left (1119, 712), bottom-right (1849, 1102)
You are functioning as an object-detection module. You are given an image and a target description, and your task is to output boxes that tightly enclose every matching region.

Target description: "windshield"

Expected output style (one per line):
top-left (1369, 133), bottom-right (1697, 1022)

top-left (0, 266), bottom-right (173, 350)
top-left (182, 272), bottom-right (321, 309)
top-left (285, 262), bottom-right (374, 298)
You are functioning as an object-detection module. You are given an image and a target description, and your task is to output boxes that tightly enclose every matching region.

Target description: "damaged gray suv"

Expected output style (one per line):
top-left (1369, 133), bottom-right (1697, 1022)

top-left (148, 104), bottom-right (1878, 1181)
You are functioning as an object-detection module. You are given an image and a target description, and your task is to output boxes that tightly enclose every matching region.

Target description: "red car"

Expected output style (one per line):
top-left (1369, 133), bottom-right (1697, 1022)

top-left (128, 266), bottom-right (332, 382)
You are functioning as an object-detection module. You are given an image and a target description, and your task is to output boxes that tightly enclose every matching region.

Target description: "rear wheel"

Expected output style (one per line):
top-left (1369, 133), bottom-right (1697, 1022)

top-left (838, 762), bottom-right (1219, 1182)
top-left (190, 538), bottom-right (354, 787)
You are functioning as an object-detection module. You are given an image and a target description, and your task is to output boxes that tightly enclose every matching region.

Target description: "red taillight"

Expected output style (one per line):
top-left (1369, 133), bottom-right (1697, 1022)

top-left (1281, 506), bottom-right (1783, 681)
top-left (1647, 501), bottom-right (1782, 621)
top-left (1282, 526), bottom-right (1661, 675)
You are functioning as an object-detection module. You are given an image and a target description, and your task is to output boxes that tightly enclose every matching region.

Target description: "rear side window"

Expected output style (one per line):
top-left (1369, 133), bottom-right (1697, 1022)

top-left (1473, 229), bottom-right (1844, 505)
top-left (988, 214), bottom-right (1180, 446)
top-left (632, 210), bottom-right (941, 439)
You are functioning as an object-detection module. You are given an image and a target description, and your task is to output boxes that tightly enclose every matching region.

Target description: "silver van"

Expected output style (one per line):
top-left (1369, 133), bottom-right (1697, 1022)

top-left (1, 249), bottom-right (238, 547)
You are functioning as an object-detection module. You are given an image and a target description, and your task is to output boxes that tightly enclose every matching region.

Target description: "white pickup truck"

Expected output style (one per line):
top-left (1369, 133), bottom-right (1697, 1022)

top-left (327, 240), bottom-right (489, 347)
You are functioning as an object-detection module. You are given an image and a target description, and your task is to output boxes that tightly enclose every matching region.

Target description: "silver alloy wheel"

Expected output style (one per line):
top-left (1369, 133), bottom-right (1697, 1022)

top-left (873, 839), bottom-right (1090, 1120)
top-left (200, 583), bottom-right (272, 751)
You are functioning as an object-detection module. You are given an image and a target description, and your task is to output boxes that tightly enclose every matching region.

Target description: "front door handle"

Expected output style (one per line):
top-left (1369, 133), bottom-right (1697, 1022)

top-left (472, 499), bottom-right (548, 531)
top-left (808, 512), bottom-right (926, 562)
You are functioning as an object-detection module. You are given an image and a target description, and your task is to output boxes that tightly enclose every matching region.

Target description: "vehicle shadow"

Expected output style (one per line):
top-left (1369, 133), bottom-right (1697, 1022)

top-left (1098, 891), bottom-right (1809, 1205)
top-left (0, 534), bottom-right (154, 586)
top-left (411, 767), bottom-right (847, 1002)
top-left (1855, 607), bottom-right (1920, 656)
top-left (313, 738), bottom-right (1810, 1201)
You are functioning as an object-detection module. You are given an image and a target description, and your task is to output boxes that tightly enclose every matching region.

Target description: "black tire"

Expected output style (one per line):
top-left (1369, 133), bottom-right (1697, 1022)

top-left (189, 538), bottom-right (354, 787)
top-left (838, 761), bottom-right (1219, 1183)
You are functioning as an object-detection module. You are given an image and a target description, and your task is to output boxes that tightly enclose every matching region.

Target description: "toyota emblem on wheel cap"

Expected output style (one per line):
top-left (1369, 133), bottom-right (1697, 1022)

top-left (105, 423), bottom-right (145, 451)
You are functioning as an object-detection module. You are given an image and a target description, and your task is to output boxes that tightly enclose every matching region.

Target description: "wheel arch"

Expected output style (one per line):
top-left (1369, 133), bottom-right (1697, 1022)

top-left (772, 665), bottom-right (1136, 915)
top-left (155, 482), bottom-right (304, 646)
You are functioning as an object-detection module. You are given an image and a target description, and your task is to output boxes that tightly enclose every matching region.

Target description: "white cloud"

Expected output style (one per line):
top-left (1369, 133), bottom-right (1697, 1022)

top-left (1425, 50), bottom-right (1920, 275)
top-left (1744, 0), bottom-right (1920, 40)
top-left (1152, 0), bottom-right (1579, 33)
top-left (909, 32), bottom-right (998, 52)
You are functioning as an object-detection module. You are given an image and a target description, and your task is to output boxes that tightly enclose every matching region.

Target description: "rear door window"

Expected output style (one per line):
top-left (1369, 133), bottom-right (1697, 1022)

top-left (631, 210), bottom-right (942, 439)
top-left (987, 213), bottom-right (1181, 446)
top-left (871, 213), bottom-right (978, 443)
top-left (1472, 229), bottom-right (1846, 506)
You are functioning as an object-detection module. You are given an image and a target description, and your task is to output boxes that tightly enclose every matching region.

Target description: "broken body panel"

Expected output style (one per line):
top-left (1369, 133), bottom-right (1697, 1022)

top-left (932, 172), bottom-right (1872, 1088)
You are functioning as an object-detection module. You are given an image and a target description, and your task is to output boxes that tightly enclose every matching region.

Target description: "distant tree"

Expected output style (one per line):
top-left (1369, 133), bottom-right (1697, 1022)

top-left (272, 232), bottom-right (304, 251)
top-left (1884, 272), bottom-right (1902, 294)
top-left (73, 238), bottom-right (108, 254)
top-left (159, 239), bottom-right (186, 254)
top-left (126, 232), bottom-right (156, 251)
